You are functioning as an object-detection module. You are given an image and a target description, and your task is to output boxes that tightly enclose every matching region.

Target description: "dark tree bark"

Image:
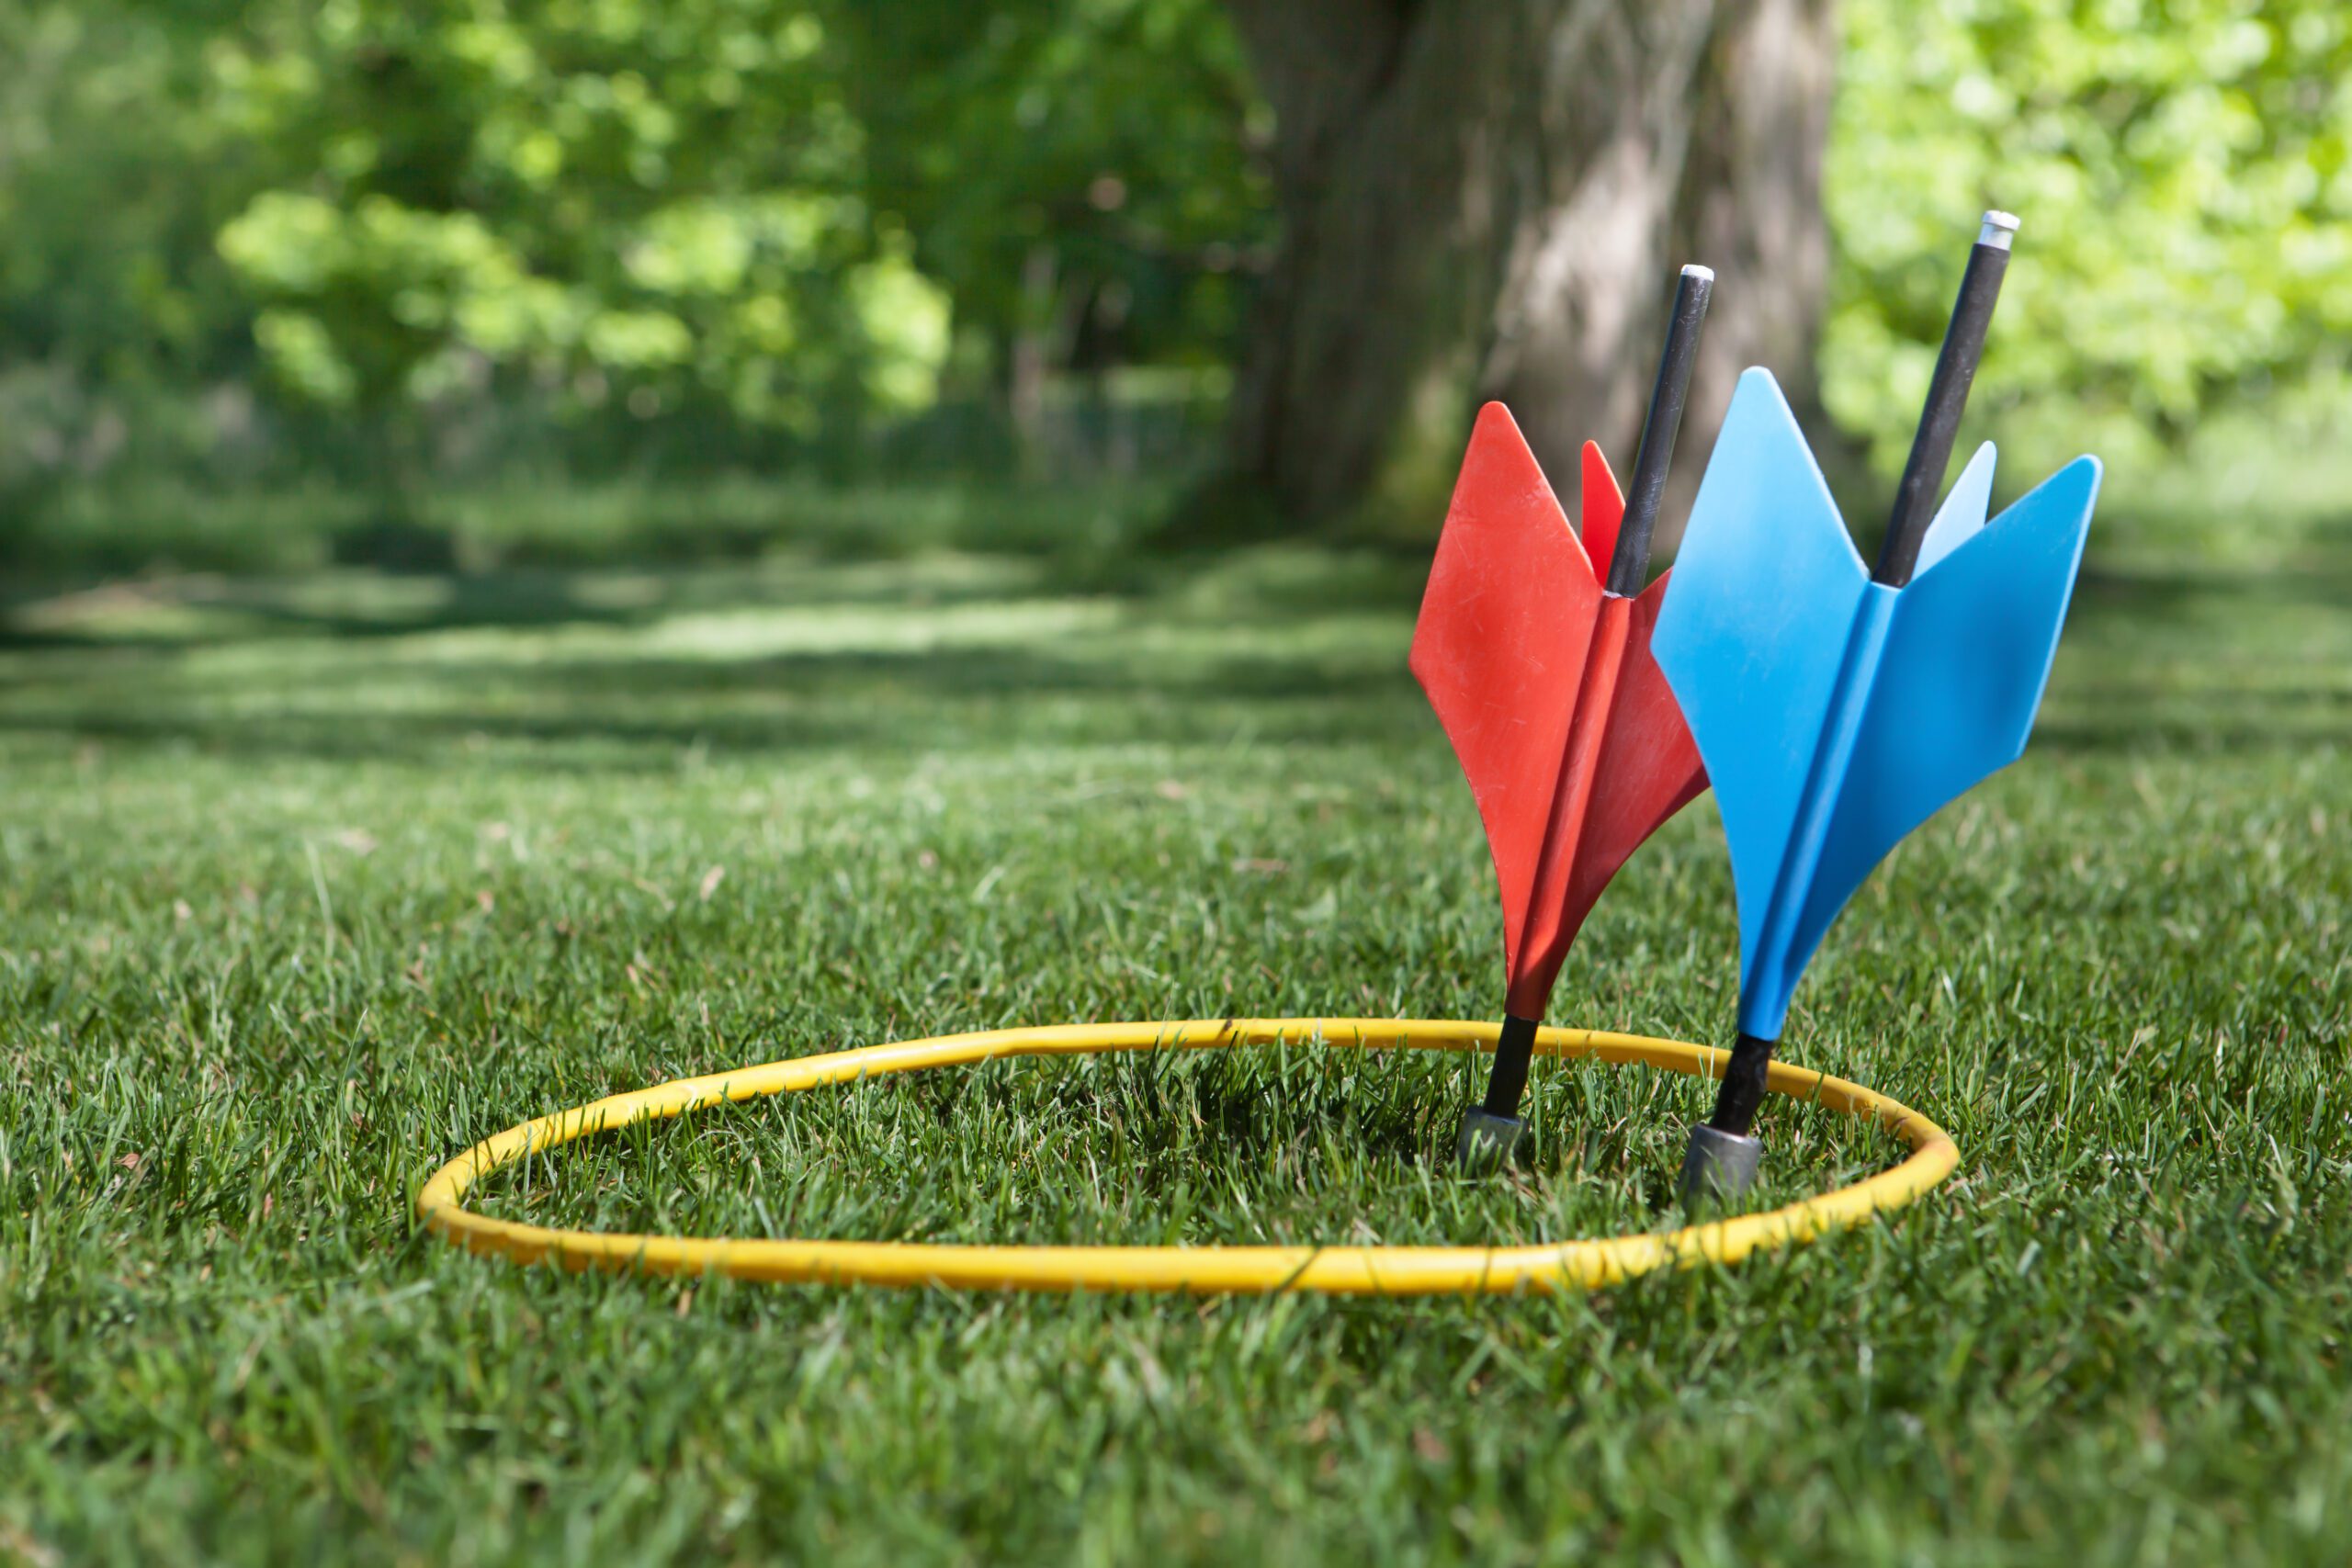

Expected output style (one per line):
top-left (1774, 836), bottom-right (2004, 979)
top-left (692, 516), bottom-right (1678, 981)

top-left (1219, 0), bottom-right (1834, 546)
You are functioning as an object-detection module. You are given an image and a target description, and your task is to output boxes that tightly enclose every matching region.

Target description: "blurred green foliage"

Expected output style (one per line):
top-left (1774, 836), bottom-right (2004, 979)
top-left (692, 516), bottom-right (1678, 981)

top-left (203, 0), bottom-right (1261, 440)
top-left (0, 2), bottom-right (257, 493)
top-left (833, 6), bottom-right (1268, 376)
top-left (0, 0), bottom-right (2347, 564)
top-left (1829, 0), bottom-right (2352, 478)
top-left (209, 0), bottom-right (944, 431)
top-left (0, 0), bottom-right (1260, 526)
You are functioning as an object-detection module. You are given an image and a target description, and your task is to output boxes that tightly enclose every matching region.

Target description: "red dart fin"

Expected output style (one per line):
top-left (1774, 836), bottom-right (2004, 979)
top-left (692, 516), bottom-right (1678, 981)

top-left (1410, 404), bottom-right (1604, 988)
top-left (1557, 576), bottom-right (1709, 958)
top-left (1578, 440), bottom-right (1623, 579)
top-left (1414, 409), bottom-right (1708, 1021)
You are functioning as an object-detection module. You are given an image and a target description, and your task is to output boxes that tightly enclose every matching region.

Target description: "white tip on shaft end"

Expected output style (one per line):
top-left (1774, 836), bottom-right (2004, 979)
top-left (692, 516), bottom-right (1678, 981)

top-left (1978, 210), bottom-right (2020, 250)
top-left (1681, 264), bottom-right (1715, 282)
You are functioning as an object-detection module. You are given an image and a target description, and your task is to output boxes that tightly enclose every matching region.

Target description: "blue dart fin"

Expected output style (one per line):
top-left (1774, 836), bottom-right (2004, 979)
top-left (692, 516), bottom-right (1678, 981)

top-left (1789, 455), bottom-right (2102, 974)
top-left (1657, 370), bottom-right (2100, 1042)
top-left (1915, 441), bottom-right (1997, 577)
top-left (1651, 368), bottom-right (1870, 996)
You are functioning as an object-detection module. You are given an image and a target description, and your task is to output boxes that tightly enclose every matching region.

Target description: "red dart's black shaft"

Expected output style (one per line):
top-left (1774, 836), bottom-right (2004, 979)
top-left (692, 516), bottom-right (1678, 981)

top-left (1606, 264), bottom-right (1716, 596)
top-left (1466, 265), bottom-right (1713, 1160)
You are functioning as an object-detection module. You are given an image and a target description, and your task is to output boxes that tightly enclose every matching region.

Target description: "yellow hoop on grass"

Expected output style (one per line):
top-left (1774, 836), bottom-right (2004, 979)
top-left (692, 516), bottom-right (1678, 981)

top-left (416, 1018), bottom-right (1957, 1295)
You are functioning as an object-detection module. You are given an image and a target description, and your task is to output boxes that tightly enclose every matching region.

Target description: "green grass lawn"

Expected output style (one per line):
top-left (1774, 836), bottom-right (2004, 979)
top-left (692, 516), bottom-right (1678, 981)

top-left (1, 535), bottom-right (2346, 1564)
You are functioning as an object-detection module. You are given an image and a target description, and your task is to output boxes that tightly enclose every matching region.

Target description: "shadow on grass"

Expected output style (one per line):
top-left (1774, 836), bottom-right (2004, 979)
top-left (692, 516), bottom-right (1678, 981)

top-left (0, 632), bottom-right (1423, 768)
top-left (0, 541), bottom-right (2343, 767)
top-left (0, 562), bottom-right (1078, 653)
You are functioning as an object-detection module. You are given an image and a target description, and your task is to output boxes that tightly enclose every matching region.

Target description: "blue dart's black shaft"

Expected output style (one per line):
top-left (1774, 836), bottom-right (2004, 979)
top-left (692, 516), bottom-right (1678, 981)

top-left (1873, 211), bottom-right (2017, 589)
top-left (1464, 265), bottom-right (1714, 1168)
top-left (1691, 212), bottom-right (2020, 1185)
top-left (1704, 1032), bottom-right (1778, 1137)
top-left (1605, 265), bottom-right (1716, 597)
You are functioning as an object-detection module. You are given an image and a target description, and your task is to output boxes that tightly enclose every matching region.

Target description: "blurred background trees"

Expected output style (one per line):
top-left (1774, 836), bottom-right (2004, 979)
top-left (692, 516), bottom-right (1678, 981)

top-left (1, 0), bottom-right (2347, 571)
top-left (1218, 0), bottom-right (1832, 536)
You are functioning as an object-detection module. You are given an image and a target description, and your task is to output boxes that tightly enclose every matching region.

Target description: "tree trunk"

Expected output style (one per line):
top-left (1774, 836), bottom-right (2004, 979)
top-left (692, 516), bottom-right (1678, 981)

top-left (1219, 0), bottom-right (1835, 547)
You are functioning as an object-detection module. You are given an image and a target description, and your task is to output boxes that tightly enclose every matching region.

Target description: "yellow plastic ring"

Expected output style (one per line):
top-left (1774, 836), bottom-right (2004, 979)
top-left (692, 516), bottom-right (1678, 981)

top-left (416, 1018), bottom-right (1957, 1295)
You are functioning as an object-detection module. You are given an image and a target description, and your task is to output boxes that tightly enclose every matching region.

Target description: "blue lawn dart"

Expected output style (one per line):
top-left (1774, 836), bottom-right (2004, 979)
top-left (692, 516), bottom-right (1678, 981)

top-left (1653, 212), bottom-right (2103, 1203)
